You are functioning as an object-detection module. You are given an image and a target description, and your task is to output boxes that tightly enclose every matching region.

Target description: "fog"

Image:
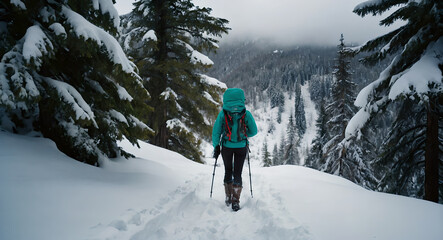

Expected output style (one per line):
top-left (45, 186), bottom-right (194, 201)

top-left (115, 0), bottom-right (404, 46)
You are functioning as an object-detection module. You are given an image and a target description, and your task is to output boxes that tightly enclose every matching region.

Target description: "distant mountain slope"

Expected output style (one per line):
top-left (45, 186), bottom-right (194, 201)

top-left (207, 41), bottom-right (386, 104)
top-left (205, 41), bottom-right (388, 166)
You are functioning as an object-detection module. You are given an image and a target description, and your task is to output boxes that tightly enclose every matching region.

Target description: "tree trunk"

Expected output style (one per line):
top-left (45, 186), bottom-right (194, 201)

top-left (154, 106), bottom-right (168, 148)
top-left (424, 99), bottom-right (439, 202)
top-left (151, 0), bottom-right (169, 149)
top-left (155, 122), bottom-right (168, 148)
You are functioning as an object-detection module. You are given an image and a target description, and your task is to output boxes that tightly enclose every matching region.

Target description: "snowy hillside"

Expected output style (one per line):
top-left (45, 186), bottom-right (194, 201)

top-left (1, 131), bottom-right (442, 240)
top-left (245, 82), bottom-right (317, 166)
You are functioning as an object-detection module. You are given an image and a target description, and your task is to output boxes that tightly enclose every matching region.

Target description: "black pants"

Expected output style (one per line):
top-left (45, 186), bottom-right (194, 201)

top-left (222, 146), bottom-right (248, 186)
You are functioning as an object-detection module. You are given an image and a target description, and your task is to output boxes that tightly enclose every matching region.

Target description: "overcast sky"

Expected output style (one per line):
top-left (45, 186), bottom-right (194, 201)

top-left (114, 0), bottom-right (403, 46)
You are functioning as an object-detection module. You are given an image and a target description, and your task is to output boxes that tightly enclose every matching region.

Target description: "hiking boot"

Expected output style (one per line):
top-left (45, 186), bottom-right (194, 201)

top-left (224, 183), bottom-right (233, 207)
top-left (232, 185), bottom-right (242, 211)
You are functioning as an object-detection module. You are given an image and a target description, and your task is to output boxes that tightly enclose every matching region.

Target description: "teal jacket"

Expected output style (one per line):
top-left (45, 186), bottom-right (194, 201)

top-left (212, 88), bottom-right (257, 148)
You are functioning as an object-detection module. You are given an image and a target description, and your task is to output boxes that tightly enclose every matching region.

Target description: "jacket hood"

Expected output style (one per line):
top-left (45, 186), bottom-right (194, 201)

top-left (223, 88), bottom-right (245, 112)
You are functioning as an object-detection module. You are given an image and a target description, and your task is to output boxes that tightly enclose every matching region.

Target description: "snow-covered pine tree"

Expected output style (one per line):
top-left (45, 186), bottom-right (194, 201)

top-left (269, 80), bottom-right (285, 110)
top-left (120, 0), bottom-right (229, 162)
top-left (294, 80), bottom-right (306, 137)
top-left (274, 134), bottom-right (286, 166)
top-left (350, 0), bottom-right (442, 202)
top-left (272, 144), bottom-right (278, 166)
top-left (262, 141), bottom-right (272, 167)
top-left (285, 114), bottom-right (299, 165)
top-left (267, 78), bottom-right (285, 123)
top-left (306, 100), bottom-right (329, 168)
top-left (267, 117), bottom-right (276, 133)
top-left (309, 72), bottom-right (333, 106)
top-left (322, 34), bottom-right (360, 178)
top-left (0, 0), bottom-right (152, 166)
top-left (277, 103), bottom-right (284, 124)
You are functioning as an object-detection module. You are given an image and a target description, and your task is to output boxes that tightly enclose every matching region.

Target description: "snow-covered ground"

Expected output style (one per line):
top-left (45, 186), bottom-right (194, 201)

top-left (1, 131), bottom-right (442, 240)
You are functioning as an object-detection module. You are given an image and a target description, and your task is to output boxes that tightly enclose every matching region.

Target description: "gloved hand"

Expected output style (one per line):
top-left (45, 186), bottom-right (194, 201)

top-left (213, 145), bottom-right (221, 159)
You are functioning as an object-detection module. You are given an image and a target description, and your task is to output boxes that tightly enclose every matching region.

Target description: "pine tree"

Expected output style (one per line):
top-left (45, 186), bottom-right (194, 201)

top-left (277, 103), bottom-right (284, 124)
top-left (0, 0), bottom-right (151, 166)
top-left (269, 80), bottom-right (285, 110)
top-left (276, 134), bottom-right (286, 166)
top-left (351, 0), bottom-right (442, 202)
top-left (322, 34), bottom-right (360, 178)
top-left (306, 100), bottom-right (329, 168)
top-left (272, 144), bottom-right (279, 167)
top-left (285, 114), bottom-right (299, 165)
top-left (294, 81), bottom-right (306, 137)
top-left (262, 141), bottom-right (272, 167)
top-left (120, 0), bottom-right (229, 162)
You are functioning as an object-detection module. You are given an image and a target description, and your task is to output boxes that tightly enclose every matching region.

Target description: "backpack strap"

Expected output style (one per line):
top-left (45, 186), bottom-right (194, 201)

top-left (223, 109), bottom-right (232, 141)
top-left (237, 109), bottom-right (247, 140)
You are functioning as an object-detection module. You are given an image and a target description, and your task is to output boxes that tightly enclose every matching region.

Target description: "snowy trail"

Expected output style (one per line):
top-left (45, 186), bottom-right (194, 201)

top-left (88, 165), bottom-right (312, 240)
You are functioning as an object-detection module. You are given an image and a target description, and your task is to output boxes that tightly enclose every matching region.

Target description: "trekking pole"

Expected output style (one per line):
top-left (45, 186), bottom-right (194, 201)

top-left (210, 155), bottom-right (218, 198)
top-left (247, 146), bottom-right (253, 198)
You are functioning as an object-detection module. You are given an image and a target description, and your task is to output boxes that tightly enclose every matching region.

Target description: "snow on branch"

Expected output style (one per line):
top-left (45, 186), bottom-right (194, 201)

top-left (44, 77), bottom-right (98, 127)
top-left (22, 25), bottom-right (53, 68)
top-left (345, 108), bottom-right (371, 139)
top-left (353, 0), bottom-right (402, 16)
top-left (10, 0), bottom-right (26, 10)
top-left (166, 118), bottom-right (190, 133)
top-left (354, 0), bottom-right (387, 11)
top-left (142, 30), bottom-right (157, 42)
top-left (161, 87), bottom-right (178, 100)
top-left (91, 0), bottom-right (120, 29)
top-left (199, 74), bottom-right (227, 89)
top-left (177, 39), bottom-right (214, 66)
top-left (161, 87), bottom-right (183, 111)
top-left (191, 50), bottom-right (213, 65)
top-left (129, 115), bottom-right (153, 132)
top-left (388, 37), bottom-right (443, 100)
top-left (62, 6), bottom-right (134, 73)
top-left (49, 23), bottom-right (66, 37)
top-left (203, 91), bottom-right (219, 105)
top-left (120, 26), bottom-right (141, 50)
top-left (0, 48), bottom-right (40, 109)
top-left (0, 71), bottom-right (15, 108)
top-left (59, 119), bottom-right (98, 154)
top-left (136, 2), bottom-right (149, 16)
top-left (116, 83), bottom-right (133, 101)
top-left (108, 109), bottom-right (128, 125)
top-left (202, 31), bottom-right (220, 49)
top-left (354, 54), bottom-right (401, 108)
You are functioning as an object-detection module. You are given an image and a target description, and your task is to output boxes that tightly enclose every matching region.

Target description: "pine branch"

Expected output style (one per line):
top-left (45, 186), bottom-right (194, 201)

top-left (353, 0), bottom-right (408, 17)
top-left (389, 139), bottom-right (426, 170)
top-left (380, 3), bottom-right (418, 26)
top-left (358, 27), bottom-right (404, 64)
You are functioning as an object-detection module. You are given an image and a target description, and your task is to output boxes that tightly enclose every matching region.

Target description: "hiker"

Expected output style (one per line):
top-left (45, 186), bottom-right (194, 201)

top-left (212, 88), bottom-right (257, 211)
